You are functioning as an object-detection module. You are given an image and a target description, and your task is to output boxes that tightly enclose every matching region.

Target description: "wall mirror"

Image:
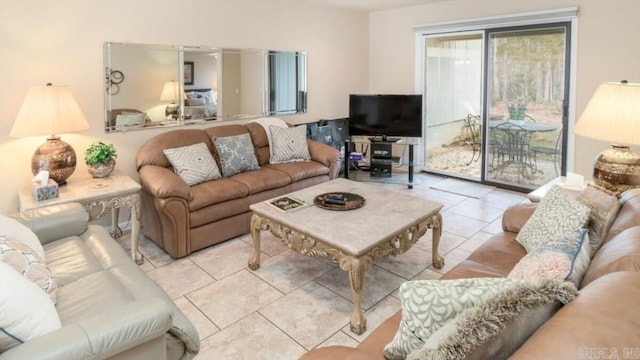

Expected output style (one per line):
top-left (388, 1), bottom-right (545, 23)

top-left (103, 42), bottom-right (307, 132)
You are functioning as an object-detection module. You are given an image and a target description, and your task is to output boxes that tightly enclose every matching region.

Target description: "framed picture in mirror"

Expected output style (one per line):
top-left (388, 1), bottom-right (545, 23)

top-left (184, 61), bottom-right (194, 85)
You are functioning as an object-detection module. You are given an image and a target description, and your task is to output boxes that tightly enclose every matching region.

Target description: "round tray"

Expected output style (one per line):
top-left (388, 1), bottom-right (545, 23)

top-left (314, 192), bottom-right (365, 211)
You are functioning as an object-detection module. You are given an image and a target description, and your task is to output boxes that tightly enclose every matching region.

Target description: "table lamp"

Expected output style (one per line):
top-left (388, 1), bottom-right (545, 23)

top-left (10, 83), bottom-right (90, 185)
top-left (160, 80), bottom-right (185, 118)
top-left (574, 80), bottom-right (640, 192)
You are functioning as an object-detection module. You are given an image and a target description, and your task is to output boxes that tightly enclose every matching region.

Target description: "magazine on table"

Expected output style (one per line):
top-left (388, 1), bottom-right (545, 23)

top-left (266, 195), bottom-right (311, 213)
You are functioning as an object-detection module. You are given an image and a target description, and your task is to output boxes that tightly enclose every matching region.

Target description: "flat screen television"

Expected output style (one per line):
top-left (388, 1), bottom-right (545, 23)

top-left (348, 94), bottom-right (423, 138)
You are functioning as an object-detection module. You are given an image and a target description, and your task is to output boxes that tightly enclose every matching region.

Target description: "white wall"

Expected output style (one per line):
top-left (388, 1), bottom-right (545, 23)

top-left (0, 0), bottom-right (369, 214)
top-left (369, 0), bottom-right (640, 180)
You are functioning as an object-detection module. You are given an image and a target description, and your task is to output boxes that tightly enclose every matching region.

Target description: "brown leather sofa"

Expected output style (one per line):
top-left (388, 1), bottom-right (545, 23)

top-left (301, 188), bottom-right (640, 359)
top-left (136, 123), bottom-right (341, 258)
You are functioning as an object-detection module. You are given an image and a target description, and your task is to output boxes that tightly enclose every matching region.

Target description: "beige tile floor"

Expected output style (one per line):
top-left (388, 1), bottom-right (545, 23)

top-left (118, 173), bottom-right (527, 360)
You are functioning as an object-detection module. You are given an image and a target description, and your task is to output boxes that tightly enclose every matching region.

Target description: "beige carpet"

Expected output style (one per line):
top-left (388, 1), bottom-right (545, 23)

top-left (430, 178), bottom-right (495, 198)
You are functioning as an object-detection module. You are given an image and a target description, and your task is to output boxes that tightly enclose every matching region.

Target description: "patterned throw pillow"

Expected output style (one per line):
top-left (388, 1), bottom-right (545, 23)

top-left (516, 185), bottom-right (590, 252)
top-left (0, 261), bottom-right (61, 352)
top-left (0, 235), bottom-right (58, 303)
top-left (269, 125), bottom-right (311, 164)
top-left (576, 185), bottom-right (621, 257)
top-left (383, 278), bottom-right (520, 360)
top-left (508, 229), bottom-right (590, 287)
top-left (212, 133), bottom-right (260, 177)
top-left (163, 142), bottom-right (221, 186)
top-left (408, 279), bottom-right (578, 360)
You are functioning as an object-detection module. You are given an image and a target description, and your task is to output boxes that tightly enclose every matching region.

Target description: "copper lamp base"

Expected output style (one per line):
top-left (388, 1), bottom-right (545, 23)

top-left (30, 135), bottom-right (77, 186)
top-left (593, 144), bottom-right (640, 193)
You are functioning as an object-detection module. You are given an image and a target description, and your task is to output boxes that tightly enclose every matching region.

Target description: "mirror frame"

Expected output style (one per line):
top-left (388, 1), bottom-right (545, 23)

top-left (103, 42), bottom-right (307, 133)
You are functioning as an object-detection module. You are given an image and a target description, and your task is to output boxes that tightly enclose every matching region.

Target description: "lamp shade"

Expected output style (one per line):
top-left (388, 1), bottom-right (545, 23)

top-left (10, 84), bottom-right (89, 137)
top-left (159, 80), bottom-right (185, 102)
top-left (574, 81), bottom-right (640, 145)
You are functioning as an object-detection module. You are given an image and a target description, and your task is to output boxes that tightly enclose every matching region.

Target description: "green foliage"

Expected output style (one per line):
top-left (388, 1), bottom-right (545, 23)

top-left (85, 141), bottom-right (117, 166)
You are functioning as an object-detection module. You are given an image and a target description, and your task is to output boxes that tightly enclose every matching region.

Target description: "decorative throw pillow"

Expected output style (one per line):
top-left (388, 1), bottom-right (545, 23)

top-left (0, 261), bottom-right (61, 352)
top-left (383, 278), bottom-right (520, 360)
top-left (187, 97), bottom-right (206, 106)
top-left (0, 235), bottom-right (58, 303)
top-left (576, 185), bottom-right (621, 257)
top-left (0, 215), bottom-right (45, 260)
top-left (269, 125), bottom-right (312, 164)
top-left (163, 142), bottom-right (221, 186)
top-left (508, 229), bottom-right (590, 287)
top-left (408, 279), bottom-right (578, 360)
top-left (516, 185), bottom-right (590, 252)
top-left (212, 133), bottom-right (260, 177)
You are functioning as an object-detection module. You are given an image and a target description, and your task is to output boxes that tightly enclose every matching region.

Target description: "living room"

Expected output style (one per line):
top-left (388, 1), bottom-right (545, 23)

top-left (1, 0), bottom-right (640, 359)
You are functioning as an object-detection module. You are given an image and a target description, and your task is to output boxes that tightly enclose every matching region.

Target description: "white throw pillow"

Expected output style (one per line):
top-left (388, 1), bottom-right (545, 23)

top-left (0, 261), bottom-right (61, 352)
top-left (0, 215), bottom-right (45, 260)
top-left (516, 185), bottom-right (590, 252)
top-left (163, 142), bottom-right (222, 186)
top-left (269, 125), bottom-right (311, 164)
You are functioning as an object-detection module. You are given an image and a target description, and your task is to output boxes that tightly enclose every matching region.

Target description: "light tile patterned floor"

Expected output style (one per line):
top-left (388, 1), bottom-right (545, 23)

top-left (118, 173), bottom-right (527, 360)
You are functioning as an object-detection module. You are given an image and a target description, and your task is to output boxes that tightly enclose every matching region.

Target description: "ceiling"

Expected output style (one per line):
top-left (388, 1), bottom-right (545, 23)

top-left (303, 0), bottom-right (448, 12)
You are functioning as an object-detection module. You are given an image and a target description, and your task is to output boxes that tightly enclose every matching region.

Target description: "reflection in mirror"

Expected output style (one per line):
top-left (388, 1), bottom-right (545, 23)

top-left (104, 42), bottom-right (307, 133)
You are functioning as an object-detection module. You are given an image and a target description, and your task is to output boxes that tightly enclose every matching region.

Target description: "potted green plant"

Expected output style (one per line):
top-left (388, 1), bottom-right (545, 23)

top-left (85, 141), bottom-right (117, 178)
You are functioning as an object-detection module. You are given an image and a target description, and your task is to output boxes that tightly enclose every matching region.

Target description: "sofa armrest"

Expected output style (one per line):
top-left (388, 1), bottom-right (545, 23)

top-left (307, 140), bottom-right (341, 178)
top-left (9, 203), bottom-right (88, 245)
top-left (0, 297), bottom-right (172, 360)
top-left (138, 165), bottom-right (192, 201)
top-left (502, 202), bottom-right (537, 233)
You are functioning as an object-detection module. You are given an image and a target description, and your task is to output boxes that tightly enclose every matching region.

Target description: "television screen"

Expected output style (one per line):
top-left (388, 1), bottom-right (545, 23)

top-left (348, 94), bottom-right (423, 138)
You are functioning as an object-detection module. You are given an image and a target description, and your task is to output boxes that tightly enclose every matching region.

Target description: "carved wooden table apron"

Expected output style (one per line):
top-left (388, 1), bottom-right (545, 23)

top-left (247, 178), bottom-right (444, 335)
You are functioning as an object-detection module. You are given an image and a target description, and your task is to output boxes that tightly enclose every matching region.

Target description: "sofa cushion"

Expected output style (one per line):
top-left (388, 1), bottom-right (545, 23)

top-left (581, 225), bottom-right (640, 287)
top-left (511, 272), bottom-right (640, 359)
top-left (508, 229), bottom-right (590, 287)
top-left (231, 167), bottom-right (292, 195)
top-left (163, 142), bottom-right (222, 186)
top-left (576, 185), bottom-right (621, 256)
top-left (409, 279), bottom-right (578, 360)
top-left (188, 178), bottom-right (249, 211)
top-left (265, 161), bottom-right (330, 183)
top-left (212, 133), bottom-right (260, 177)
top-left (384, 278), bottom-right (518, 360)
top-left (0, 235), bottom-right (58, 303)
top-left (516, 185), bottom-right (590, 252)
top-left (0, 261), bottom-right (61, 352)
top-left (269, 124), bottom-right (311, 164)
top-left (466, 233), bottom-right (527, 274)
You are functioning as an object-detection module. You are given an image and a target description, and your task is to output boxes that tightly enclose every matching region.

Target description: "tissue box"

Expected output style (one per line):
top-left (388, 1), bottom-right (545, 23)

top-left (32, 179), bottom-right (59, 201)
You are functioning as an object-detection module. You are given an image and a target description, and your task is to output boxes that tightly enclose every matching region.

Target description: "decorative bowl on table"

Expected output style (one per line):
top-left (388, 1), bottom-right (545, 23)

top-left (314, 192), bottom-right (365, 211)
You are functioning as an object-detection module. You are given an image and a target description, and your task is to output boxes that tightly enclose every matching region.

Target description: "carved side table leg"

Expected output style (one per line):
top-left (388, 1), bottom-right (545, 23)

top-left (130, 195), bottom-right (143, 265)
top-left (342, 256), bottom-right (367, 335)
top-left (110, 207), bottom-right (123, 238)
top-left (248, 214), bottom-right (263, 270)
top-left (431, 213), bottom-right (445, 269)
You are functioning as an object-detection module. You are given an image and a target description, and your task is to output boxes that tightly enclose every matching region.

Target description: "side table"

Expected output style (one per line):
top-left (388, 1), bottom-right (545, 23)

top-left (18, 174), bottom-right (143, 264)
top-left (527, 175), bottom-right (586, 202)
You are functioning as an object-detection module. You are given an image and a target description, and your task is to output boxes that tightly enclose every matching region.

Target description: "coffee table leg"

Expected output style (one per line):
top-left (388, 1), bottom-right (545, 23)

top-left (431, 213), bottom-right (445, 269)
top-left (343, 256), bottom-right (367, 335)
top-left (248, 214), bottom-right (262, 270)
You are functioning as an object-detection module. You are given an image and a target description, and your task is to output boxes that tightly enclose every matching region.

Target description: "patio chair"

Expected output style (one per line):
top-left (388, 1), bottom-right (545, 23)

top-left (463, 114), bottom-right (482, 165)
top-left (490, 122), bottom-right (534, 182)
top-left (531, 128), bottom-right (562, 176)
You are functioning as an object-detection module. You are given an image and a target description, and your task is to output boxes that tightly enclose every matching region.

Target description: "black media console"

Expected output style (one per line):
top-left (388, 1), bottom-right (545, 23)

top-left (344, 138), bottom-right (415, 189)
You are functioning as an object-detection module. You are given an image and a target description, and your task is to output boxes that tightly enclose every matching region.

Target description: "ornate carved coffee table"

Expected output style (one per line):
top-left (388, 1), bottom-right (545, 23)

top-left (248, 178), bottom-right (444, 335)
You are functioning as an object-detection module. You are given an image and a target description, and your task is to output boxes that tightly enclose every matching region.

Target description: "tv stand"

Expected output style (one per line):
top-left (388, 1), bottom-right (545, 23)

top-left (344, 138), bottom-right (415, 189)
top-left (368, 136), bottom-right (402, 143)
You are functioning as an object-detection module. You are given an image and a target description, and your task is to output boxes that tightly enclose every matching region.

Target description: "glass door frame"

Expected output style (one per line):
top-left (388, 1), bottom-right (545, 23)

top-left (413, 7), bottom-right (578, 191)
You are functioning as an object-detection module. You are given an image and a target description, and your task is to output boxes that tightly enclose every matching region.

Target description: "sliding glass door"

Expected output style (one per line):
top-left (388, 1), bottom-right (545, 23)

top-left (423, 22), bottom-right (571, 190)
top-left (485, 24), bottom-right (570, 188)
top-left (424, 33), bottom-right (483, 180)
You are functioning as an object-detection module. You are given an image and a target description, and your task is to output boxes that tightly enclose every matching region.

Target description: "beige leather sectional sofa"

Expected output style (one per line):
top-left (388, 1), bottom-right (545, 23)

top-left (302, 188), bottom-right (640, 359)
top-left (136, 123), bottom-right (341, 258)
top-left (0, 203), bottom-right (199, 360)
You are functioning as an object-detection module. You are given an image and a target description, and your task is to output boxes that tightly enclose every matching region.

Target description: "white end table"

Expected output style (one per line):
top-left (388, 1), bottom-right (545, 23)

top-left (19, 174), bottom-right (143, 264)
top-left (527, 175), bottom-right (586, 202)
